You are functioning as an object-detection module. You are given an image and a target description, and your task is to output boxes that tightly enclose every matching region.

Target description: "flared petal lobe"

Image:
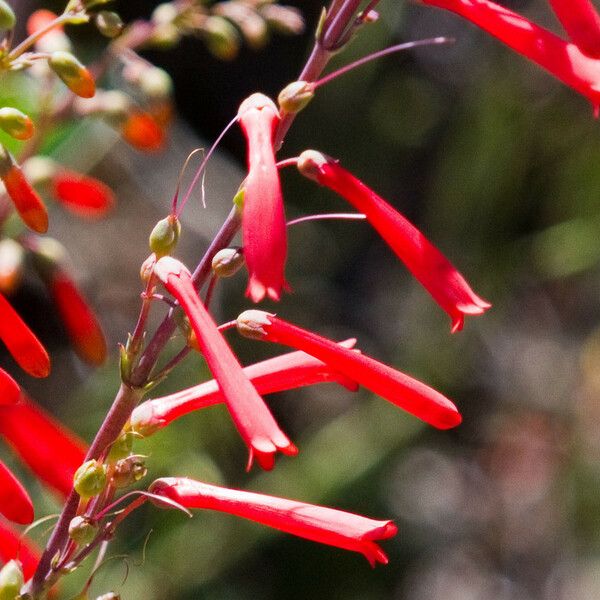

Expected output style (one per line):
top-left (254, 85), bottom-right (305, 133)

top-left (150, 477), bottom-right (397, 566)
top-left (237, 310), bottom-right (462, 429)
top-left (153, 257), bottom-right (296, 470)
top-left (131, 341), bottom-right (358, 436)
top-left (421, 0), bottom-right (600, 112)
top-left (298, 151), bottom-right (490, 332)
top-left (0, 460), bottom-right (34, 524)
top-left (237, 93), bottom-right (288, 302)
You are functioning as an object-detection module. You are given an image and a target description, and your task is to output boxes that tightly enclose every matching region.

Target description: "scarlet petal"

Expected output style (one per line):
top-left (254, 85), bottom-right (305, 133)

top-left (0, 520), bottom-right (40, 579)
top-left (48, 271), bottom-right (107, 366)
top-left (2, 166), bottom-right (48, 233)
top-left (52, 171), bottom-right (115, 218)
top-left (151, 477), bottom-right (397, 565)
top-left (121, 111), bottom-right (165, 152)
top-left (0, 368), bottom-right (20, 405)
top-left (0, 293), bottom-right (50, 378)
top-left (0, 460), bottom-right (34, 524)
top-left (238, 93), bottom-right (288, 302)
top-left (131, 340), bottom-right (358, 436)
top-left (0, 395), bottom-right (87, 498)
top-left (154, 257), bottom-right (296, 470)
top-left (548, 0), bottom-right (600, 59)
top-left (422, 0), bottom-right (600, 112)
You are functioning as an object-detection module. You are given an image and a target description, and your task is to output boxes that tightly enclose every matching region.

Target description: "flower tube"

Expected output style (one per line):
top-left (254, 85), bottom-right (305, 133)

top-left (237, 93), bottom-right (288, 302)
top-left (51, 170), bottom-right (115, 219)
top-left (0, 460), bottom-right (34, 524)
top-left (131, 341), bottom-right (358, 436)
top-left (0, 520), bottom-right (40, 579)
top-left (150, 477), bottom-right (397, 566)
top-left (0, 293), bottom-right (50, 378)
top-left (298, 150), bottom-right (490, 333)
top-left (237, 310), bottom-right (462, 429)
top-left (154, 257), bottom-right (297, 470)
top-left (547, 0), bottom-right (600, 59)
top-left (0, 395), bottom-right (87, 498)
top-left (421, 0), bottom-right (600, 112)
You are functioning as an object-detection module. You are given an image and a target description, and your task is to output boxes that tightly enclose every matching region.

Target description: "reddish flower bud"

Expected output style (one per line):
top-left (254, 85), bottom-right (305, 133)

top-left (0, 108), bottom-right (34, 141)
top-left (154, 256), bottom-right (296, 470)
top-left (0, 293), bottom-right (50, 378)
top-left (150, 477), bottom-right (397, 566)
top-left (0, 521), bottom-right (40, 580)
top-left (421, 0), bottom-right (600, 113)
top-left (548, 0), bottom-right (600, 59)
top-left (0, 460), bottom-right (34, 524)
top-left (0, 148), bottom-right (48, 233)
top-left (47, 270), bottom-right (107, 366)
top-left (0, 368), bottom-right (20, 406)
top-left (237, 93), bottom-right (288, 302)
top-left (51, 170), bottom-right (115, 219)
top-left (121, 110), bottom-right (165, 152)
top-left (237, 311), bottom-right (462, 429)
top-left (297, 150), bottom-right (490, 332)
top-left (48, 51), bottom-right (95, 99)
top-left (0, 395), bottom-right (87, 498)
top-left (131, 340), bottom-right (358, 436)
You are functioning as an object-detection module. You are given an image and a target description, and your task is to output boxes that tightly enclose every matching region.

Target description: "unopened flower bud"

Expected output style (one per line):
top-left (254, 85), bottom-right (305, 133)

top-left (31, 236), bottom-right (67, 272)
top-left (0, 560), bottom-right (23, 600)
top-left (0, 108), bottom-right (34, 141)
top-left (95, 593), bottom-right (121, 600)
top-left (150, 23), bottom-right (181, 49)
top-left (107, 431), bottom-right (134, 463)
top-left (260, 4), bottom-right (304, 35)
top-left (69, 515), bottom-right (98, 545)
top-left (0, 238), bottom-right (24, 294)
top-left (149, 215), bottom-right (181, 258)
top-left (22, 155), bottom-right (57, 185)
top-left (214, 2), bottom-right (268, 50)
top-left (140, 67), bottom-right (173, 100)
top-left (112, 455), bottom-right (147, 488)
top-left (296, 149), bottom-right (329, 182)
top-left (140, 253), bottom-right (156, 281)
top-left (236, 309), bottom-right (272, 340)
top-left (152, 3), bottom-right (177, 25)
top-left (95, 11), bottom-right (123, 38)
top-left (73, 460), bottom-right (107, 499)
top-left (211, 247), bottom-right (244, 278)
top-left (49, 51), bottom-right (95, 98)
top-left (202, 16), bottom-right (240, 61)
top-left (98, 90), bottom-right (130, 122)
top-left (0, 0), bottom-right (15, 31)
top-left (278, 81), bottom-right (314, 114)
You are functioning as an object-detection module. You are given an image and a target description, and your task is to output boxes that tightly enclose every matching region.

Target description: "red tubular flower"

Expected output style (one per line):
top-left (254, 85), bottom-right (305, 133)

top-left (150, 477), bottom-right (397, 566)
top-left (0, 460), bottom-right (34, 524)
top-left (131, 340), bottom-right (358, 436)
top-left (0, 293), bottom-right (50, 378)
top-left (47, 269), bottom-right (107, 366)
top-left (421, 0), bottom-right (600, 112)
top-left (0, 149), bottom-right (48, 234)
top-left (154, 257), bottom-right (297, 470)
top-left (0, 395), bottom-right (87, 498)
top-left (0, 368), bottom-right (20, 405)
top-left (237, 310), bottom-right (462, 429)
top-left (51, 170), bottom-right (115, 219)
top-left (237, 93), bottom-right (288, 302)
top-left (298, 150), bottom-right (490, 333)
top-left (548, 0), bottom-right (600, 59)
top-left (121, 110), bottom-right (165, 152)
top-left (0, 520), bottom-right (40, 580)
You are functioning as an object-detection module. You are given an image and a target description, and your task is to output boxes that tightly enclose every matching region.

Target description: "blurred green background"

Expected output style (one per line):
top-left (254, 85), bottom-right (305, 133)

top-left (5, 0), bottom-right (600, 598)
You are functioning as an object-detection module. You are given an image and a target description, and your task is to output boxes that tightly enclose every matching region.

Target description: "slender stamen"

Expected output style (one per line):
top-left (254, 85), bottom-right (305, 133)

top-left (312, 37), bottom-right (454, 89)
top-left (287, 212), bottom-right (367, 226)
top-left (177, 115), bottom-right (240, 217)
top-left (275, 157), bottom-right (299, 170)
top-left (171, 148), bottom-right (205, 215)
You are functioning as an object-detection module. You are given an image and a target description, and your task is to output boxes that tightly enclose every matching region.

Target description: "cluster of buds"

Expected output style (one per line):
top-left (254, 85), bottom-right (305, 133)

top-left (149, 0), bottom-right (304, 59)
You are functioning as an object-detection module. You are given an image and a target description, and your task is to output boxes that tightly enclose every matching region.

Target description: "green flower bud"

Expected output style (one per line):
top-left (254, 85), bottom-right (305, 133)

top-left (0, 107), bottom-right (34, 141)
top-left (202, 16), bottom-right (240, 61)
top-left (151, 3), bottom-right (177, 25)
top-left (69, 516), bottom-right (98, 546)
top-left (95, 11), bottom-right (123, 38)
top-left (106, 431), bottom-right (135, 463)
top-left (0, 560), bottom-right (23, 600)
top-left (0, 1), bottom-right (16, 31)
top-left (139, 67), bottom-right (173, 100)
top-left (112, 455), bottom-right (147, 488)
top-left (277, 81), bottom-right (314, 114)
top-left (48, 51), bottom-right (95, 99)
top-left (73, 460), bottom-right (107, 499)
top-left (211, 247), bottom-right (244, 278)
top-left (149, 215), bottom-right (181, 258)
